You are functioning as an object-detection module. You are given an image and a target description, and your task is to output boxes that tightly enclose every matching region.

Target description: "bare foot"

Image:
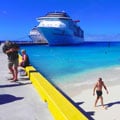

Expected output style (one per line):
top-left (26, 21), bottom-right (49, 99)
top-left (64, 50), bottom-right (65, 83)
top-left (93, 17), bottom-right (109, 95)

top-left (10, 79), bottom-right (18, 82)
top-left (102, 106), bottom-right (107, 110)
top-left (8, 77), bottom-right (14, 80)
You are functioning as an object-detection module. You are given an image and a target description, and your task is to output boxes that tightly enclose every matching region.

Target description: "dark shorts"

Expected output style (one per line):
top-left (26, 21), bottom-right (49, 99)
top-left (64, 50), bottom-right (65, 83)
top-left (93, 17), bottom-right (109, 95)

top-left (8, 59), bottom-right (18, 68)
top-left (96, 90), bottom-right (102, 97)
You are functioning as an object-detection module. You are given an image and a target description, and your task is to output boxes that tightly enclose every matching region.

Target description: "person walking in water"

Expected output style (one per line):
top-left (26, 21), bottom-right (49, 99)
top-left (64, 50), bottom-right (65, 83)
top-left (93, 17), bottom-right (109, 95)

top-left (93, 77), bottom-right (109, 109)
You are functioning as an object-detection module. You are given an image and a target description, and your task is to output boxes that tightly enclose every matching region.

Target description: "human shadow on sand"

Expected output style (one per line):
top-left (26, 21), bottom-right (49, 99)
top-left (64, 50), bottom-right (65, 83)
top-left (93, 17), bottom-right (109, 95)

top-left (76, 101), bottom-right (95, 120)
top-left (0, 94), bottom-right (24, 105)
top-left (105, 101), bottom-right (120, 108)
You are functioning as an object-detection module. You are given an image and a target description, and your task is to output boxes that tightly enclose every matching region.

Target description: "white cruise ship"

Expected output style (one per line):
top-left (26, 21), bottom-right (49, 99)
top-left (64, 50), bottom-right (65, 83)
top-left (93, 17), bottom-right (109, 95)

top-left (29, 27), bottom-right (48, 44)
top-left (29, 11), bottom-right (84, 45)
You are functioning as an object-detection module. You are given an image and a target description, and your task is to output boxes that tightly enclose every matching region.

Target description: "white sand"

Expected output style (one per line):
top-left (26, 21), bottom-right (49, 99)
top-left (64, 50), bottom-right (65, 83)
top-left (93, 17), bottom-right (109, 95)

top-left (57, 66), bottom-right (120, 120)
top-left (73, 85), bottom-right (120, 120)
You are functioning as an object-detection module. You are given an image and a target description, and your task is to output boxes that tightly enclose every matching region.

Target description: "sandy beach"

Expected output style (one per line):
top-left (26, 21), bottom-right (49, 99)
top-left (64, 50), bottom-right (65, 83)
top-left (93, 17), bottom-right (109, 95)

top-left (73, 85), bottom-right (120, 120)
top-left (58, 66), bottom-right (120, 120)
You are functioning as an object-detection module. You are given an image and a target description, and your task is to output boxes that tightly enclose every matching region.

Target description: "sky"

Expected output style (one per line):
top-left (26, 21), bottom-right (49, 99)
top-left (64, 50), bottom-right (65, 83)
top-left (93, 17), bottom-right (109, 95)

top-left (0, 0), bottom-right (120, 41)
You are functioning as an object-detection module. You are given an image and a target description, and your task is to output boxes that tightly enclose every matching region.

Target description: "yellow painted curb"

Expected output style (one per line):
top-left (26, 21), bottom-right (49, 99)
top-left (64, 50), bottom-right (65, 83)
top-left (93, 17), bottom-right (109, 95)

top-left (30, 72), bottom-right (88, 120)
top-left (19, 55), bottom-right (88, 120)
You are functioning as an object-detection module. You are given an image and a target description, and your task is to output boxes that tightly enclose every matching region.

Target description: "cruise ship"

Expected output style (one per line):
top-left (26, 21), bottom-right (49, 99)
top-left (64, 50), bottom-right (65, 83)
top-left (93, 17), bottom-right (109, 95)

top-left (29, 11), bottom-right (84, 45)
top-left (29, 27), bottom-right (48, 44)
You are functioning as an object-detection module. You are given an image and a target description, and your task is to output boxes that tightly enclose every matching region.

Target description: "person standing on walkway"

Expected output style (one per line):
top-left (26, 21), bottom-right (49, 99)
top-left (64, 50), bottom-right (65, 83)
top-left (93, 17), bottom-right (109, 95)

top-left (93, 77), bottom-right (109, 109)
top-left (2, 40), bottom-right (20, 82)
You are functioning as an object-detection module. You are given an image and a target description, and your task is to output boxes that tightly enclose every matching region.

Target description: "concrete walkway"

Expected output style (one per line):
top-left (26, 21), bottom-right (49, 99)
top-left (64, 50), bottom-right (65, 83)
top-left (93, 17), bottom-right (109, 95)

top-left (0, 47), bottom-right (53, 120)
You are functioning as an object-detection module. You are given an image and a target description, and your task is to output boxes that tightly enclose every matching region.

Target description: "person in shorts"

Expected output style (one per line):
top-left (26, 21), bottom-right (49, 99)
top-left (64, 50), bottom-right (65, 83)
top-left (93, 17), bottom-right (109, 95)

top-left (2, 41), bottom-right (19, 82)
top-left (93, 77), bottom-right (109, 108)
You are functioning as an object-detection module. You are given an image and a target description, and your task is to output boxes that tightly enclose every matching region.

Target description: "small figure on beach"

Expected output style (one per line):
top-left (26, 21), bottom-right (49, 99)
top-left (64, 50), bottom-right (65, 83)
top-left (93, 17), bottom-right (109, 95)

top-left (2, 40), bottom-right (19, 82)
top-left (93, 77), bottom-right (109, 109)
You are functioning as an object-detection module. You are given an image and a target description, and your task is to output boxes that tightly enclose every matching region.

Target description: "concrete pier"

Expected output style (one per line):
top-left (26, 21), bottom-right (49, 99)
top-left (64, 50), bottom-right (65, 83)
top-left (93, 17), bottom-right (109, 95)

top-left (0, 46), bottom-right (53, 120)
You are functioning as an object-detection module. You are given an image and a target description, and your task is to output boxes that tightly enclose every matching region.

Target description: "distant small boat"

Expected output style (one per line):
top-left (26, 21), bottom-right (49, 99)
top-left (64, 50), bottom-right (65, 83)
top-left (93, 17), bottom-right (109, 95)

top-left (29, 11), bottom-right (84, 46)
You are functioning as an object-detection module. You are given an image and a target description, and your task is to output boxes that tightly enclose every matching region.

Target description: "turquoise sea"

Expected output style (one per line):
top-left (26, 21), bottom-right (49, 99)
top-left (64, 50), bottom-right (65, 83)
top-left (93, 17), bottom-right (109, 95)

top-left (20, 42), bottom-right (120, 85)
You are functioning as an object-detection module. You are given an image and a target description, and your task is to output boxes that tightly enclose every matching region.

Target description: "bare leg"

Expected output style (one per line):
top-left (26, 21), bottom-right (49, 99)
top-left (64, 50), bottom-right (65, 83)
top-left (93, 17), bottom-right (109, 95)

top-left (9, 66), bottom-right (14, 79)
top-left (100, 96), bottom-right (104, 107)
top-left (100, 96), bottom-right (107, 109)
top-left (94, 97), bottom-right (99, 107)
top-left (13, 66), bottom-right (18, 80)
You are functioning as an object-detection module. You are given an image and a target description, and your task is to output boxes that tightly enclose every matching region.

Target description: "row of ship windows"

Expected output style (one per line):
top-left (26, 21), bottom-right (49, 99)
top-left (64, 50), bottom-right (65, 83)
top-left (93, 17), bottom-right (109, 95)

top-left (40, 24), bottom-right (64, 27)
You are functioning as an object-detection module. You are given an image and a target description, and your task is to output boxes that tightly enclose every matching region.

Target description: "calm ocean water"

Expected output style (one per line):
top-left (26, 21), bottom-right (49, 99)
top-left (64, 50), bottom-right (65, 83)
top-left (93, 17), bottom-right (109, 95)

top-left (20, 42), bottom-right (120, 84)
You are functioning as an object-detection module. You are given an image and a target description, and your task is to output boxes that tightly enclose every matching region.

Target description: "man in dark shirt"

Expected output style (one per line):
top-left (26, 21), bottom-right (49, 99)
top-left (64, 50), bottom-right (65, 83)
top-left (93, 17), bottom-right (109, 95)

top-left (2, 41), bottom-right (19, 82)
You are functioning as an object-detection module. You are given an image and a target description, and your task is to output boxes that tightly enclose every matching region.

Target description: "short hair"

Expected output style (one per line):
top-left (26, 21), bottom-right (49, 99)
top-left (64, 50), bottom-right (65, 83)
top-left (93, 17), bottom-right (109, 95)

top-left (5, 40), bottom-right (12, 46)
top-left (21, 49), bottom-right (26, 53)
top-left (98, 77), bottom-right (102, 81)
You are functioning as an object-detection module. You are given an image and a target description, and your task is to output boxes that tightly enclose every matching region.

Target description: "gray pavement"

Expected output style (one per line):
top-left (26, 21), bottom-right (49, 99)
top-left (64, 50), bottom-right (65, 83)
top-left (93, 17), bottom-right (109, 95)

top-left (0, 46), bottom-right (53, 120)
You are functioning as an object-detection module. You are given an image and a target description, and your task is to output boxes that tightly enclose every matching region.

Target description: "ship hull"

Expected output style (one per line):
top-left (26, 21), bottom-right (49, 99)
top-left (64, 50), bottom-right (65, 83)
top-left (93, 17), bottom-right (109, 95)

top-left (37, 27), bottom-right (84, 46)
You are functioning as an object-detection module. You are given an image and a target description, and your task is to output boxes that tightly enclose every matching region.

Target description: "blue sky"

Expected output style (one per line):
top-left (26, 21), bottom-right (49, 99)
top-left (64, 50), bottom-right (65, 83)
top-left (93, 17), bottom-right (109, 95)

top-left (0, 0), bottom-right (120, 41)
